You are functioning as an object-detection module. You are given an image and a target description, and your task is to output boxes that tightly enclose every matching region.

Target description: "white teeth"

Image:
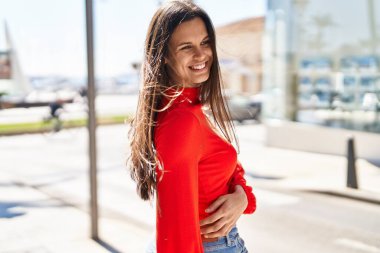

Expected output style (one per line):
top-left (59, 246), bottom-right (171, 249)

top-left (191, 63), bottom-right (206, 70)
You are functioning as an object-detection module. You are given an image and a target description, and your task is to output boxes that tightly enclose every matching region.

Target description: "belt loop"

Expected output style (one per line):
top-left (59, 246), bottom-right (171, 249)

top-left (226, 234), bottom-right (232, 246)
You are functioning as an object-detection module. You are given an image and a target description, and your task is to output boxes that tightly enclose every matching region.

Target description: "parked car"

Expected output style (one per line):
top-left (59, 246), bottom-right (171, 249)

top-left (225, 93), bottom-right (261, 123)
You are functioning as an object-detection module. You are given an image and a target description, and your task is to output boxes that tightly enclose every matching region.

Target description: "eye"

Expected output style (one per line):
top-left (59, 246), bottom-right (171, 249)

top-left (180, 45), bottom-right (192, 50)
top-left (201, 39), bottom-right (210, 46)
top-left (201, 40), bottom-right (211, 47)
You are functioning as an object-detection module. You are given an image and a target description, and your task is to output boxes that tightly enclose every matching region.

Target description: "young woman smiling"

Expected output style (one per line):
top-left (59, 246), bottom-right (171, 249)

top-left (127, 1), bottom-right (256, 252)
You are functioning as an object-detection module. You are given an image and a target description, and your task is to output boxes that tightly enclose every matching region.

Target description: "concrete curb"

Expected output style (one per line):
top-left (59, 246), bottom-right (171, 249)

top-left (250, 178), bottom-right (380, 205)
top-left (310, 188), bottom-right (380, 205)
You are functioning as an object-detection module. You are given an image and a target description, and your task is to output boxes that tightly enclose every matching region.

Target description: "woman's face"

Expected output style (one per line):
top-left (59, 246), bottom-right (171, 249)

top-left (165, 17), bottom-right (213, 87)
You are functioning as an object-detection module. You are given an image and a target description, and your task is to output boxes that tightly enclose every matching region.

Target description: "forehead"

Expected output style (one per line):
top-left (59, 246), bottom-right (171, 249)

top-left (170, 17), bottom-right (209, 45)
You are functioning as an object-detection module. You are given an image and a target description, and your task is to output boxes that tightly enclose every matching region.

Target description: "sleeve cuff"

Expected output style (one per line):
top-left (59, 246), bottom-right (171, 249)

top-left (232, 183), bottom-right (256, 214)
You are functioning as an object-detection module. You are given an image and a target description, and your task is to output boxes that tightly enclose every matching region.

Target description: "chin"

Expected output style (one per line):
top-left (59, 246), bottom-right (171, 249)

top-left (192, 75), bottom-right (210, 85)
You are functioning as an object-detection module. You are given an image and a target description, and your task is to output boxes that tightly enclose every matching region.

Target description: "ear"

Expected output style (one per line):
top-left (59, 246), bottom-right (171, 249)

top-left (164, 57), bottom-right (168, 64)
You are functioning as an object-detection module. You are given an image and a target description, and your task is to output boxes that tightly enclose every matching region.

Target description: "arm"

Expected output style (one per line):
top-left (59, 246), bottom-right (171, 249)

top-left (155, 110), bottom-right (204, 253)
top-left (199, 161), bottom-right (256, 238)
top-left (228, 161), bottom-right (256, 214)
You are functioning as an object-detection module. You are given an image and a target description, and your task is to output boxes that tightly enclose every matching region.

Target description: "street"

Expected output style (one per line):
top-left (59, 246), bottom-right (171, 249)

top-left (1, 124), bottom-right (379, 252)
top-left (239, 187), bottom-right (380, 253)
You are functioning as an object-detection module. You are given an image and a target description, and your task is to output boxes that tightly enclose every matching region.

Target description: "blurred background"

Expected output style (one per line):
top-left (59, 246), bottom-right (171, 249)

top-left (0, 0), bottom-right (379, 252)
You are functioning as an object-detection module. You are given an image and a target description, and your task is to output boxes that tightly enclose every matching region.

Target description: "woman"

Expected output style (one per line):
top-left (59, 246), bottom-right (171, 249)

top-left (127, 1), bottom-right (256, 252)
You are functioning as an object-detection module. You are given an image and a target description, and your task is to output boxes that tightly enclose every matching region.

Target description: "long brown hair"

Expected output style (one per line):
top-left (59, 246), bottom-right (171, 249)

top-left (127, 0), bottom-right (239, 201)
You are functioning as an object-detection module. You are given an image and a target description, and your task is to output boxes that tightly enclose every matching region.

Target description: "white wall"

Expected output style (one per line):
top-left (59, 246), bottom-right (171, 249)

top-left (265, 119), bottom-right (380, 161)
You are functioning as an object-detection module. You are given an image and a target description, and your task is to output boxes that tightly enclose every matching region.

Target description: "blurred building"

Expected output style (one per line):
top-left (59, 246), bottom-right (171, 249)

top-left (262, 0), bottom-right (380, 161)
top-left (216, 17), bottom-right (264, 95)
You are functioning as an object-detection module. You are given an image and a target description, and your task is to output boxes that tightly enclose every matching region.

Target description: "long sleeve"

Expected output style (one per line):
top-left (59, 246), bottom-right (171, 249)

top-left (155, 109), bottom-right (204, 253)
top-left (228, 161), bottom-right (256, 214)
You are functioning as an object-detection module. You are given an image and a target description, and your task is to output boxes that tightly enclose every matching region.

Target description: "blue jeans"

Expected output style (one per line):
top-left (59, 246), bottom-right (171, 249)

top-left (203, 226), bottom-right (248, 253)
top-left (145, 226), bottom-right (248, 253)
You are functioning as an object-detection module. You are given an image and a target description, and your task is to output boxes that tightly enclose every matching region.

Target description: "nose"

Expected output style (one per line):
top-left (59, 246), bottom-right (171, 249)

top-left (193, 46), bottom-right (206, 60)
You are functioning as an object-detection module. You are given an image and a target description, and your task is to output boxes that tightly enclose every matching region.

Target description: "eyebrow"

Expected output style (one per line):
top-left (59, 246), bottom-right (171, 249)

top-left (177, 36), bottom-right (210, 48)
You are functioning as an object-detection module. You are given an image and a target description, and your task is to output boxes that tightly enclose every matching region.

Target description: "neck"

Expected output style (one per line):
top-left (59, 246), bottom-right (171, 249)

top-left (169, 80), bottom-right (202, 88)
top-left (179, 83), bottom-right (202, 88)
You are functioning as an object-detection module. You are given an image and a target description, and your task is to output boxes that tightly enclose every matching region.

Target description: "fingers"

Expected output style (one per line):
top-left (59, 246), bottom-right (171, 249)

top-left (200, 197), bottom-right (227, 227)
top-left (203, 224), bottom-right (233, 238)
top-left (200, 218), bottom-right (225, 235)
top-left (200, 193), bottom-right (244, 237)
top-left (200, 211), bottom-right (224, 226)
top-left (205, 196), bottom-right (226, 213)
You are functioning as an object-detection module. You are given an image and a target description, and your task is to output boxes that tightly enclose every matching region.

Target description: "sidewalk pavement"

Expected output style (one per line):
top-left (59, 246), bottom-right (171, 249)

top-left (1, 124), bottom-right (379, 252)
top-left (0, 171), bottom-right (107, 253)
top-left (0, 171), bottom-right (150, 253)
top-left (237, 124), bottom-right (380, 205)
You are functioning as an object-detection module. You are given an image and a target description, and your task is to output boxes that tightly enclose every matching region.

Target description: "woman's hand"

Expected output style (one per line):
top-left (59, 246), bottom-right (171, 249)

top-left (199, 185), bottom-right (248, 239)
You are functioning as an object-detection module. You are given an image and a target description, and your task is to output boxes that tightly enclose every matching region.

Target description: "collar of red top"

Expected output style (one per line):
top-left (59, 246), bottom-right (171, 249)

top-left (161, 86), bottom-right (201, 106)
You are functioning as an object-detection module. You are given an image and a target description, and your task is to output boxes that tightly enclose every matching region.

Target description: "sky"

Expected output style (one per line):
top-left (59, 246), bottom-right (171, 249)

top-left (0, 0), bottom-right (267, 78)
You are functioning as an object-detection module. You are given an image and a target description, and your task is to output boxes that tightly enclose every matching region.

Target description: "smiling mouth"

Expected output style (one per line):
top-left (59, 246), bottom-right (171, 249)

top-left (189, 62), bottom-right (207, 70)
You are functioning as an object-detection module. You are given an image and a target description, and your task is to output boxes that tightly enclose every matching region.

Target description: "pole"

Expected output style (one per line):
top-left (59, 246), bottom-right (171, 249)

top-left (85, 0), bottom-right (99, 240)
top-left (367, 0), bottom-right (377, 54)
top-left (347, 136), bottom-right (358, 189)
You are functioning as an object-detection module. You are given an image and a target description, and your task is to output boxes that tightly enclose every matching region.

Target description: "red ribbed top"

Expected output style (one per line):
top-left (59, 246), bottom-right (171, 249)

top-left (154, 86), bottom-right (256, 253)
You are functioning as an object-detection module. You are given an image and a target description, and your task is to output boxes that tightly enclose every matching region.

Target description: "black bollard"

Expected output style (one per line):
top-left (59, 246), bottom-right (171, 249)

top-left (347, 137), bottom-right (358, 189)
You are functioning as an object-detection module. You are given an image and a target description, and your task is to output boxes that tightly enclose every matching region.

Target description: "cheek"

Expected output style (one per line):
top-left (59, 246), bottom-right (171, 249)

top-left (176, 60), bottom-right (190, 75)
top-left (167, 58), bottom-right (183, 72)
top-left (206, 48), bottom-right (213, 62)
top-left (170, 54), bottom-right (188, 69)
top-left (166, 56), bottom-right (192, 80)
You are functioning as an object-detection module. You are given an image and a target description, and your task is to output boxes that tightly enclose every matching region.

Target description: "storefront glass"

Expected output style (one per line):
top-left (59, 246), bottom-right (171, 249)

top-left (263, 0), bottom-right (380, 133)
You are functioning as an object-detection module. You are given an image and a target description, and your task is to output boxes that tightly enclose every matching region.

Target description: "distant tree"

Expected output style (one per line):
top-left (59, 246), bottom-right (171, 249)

top-left (307, 14), bottom-right (336, 53)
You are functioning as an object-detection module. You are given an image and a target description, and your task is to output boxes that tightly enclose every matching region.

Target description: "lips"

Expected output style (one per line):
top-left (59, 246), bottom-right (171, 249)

top-left (189, 62), bottom-right (207, 70)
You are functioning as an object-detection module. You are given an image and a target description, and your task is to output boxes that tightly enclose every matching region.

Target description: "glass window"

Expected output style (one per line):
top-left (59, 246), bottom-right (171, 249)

top-left (263, 0), bottom-right (380, 133)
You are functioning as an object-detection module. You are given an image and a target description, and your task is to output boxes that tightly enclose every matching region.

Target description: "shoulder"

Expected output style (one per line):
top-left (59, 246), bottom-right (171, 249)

top-left (154, 106), bottom-right (205, 148)
top-left (154, 107), bottom-right (204, 158)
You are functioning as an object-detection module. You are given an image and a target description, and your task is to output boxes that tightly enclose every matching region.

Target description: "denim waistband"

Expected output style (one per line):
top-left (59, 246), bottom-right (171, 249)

top-left (145, 226), bottom-right (244, 253)
top-left (202, 226), bottom-right (239, 248)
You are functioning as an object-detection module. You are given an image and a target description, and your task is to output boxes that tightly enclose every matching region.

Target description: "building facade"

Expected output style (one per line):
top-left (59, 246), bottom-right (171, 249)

top-left (216, 17), bottom-right (264, 95)
top-left (263, 0), bottom-right (380, 161)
